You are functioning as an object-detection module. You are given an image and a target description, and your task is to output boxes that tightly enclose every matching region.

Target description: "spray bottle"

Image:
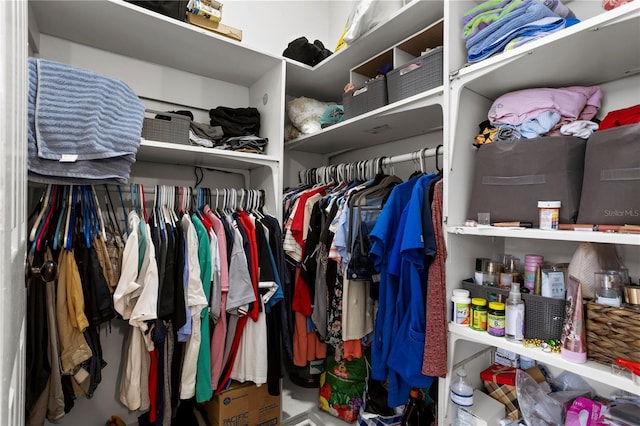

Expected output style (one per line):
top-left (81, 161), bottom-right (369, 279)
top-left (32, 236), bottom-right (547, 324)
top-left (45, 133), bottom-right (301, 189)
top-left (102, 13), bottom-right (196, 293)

top-left (505, 282), bottom-right (524, 343)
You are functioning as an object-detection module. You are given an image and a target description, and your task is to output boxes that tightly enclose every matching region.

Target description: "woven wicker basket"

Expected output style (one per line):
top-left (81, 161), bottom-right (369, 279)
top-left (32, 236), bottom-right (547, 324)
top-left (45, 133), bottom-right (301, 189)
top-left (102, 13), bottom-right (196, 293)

top-left (585, 301), bottom-right (640, 365)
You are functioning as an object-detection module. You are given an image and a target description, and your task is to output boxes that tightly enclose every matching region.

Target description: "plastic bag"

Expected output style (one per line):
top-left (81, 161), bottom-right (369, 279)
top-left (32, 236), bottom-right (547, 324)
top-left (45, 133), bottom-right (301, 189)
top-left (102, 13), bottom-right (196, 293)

top-left (337, 0), bottom-right (403, 49)
top-left (516, 369), bottom-right (563, 425)
top-left (549, 371), bottom-right (596, 398)
top-left (319, 353), bottom-right (367, 423)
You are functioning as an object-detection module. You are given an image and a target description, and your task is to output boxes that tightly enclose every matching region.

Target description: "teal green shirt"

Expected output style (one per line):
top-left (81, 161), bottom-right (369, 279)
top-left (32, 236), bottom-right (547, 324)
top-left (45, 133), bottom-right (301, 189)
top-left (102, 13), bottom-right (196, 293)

top-left (192, 214), bottom-right (213, 402)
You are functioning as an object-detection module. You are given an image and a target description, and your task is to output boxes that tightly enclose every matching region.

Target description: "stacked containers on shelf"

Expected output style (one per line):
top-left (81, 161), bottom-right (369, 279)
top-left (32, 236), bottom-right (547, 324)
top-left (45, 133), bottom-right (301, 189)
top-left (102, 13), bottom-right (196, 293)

top-left (523, 254), bottom-right (544, 292)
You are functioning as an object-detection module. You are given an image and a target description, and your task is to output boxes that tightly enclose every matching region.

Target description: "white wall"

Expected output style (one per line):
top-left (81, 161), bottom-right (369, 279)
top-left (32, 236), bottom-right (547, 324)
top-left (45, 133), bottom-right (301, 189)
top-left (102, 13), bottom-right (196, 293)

top-left (219, 0), bottom-right (338, 56)
top-left (220, 0), bottom-right (404, 58)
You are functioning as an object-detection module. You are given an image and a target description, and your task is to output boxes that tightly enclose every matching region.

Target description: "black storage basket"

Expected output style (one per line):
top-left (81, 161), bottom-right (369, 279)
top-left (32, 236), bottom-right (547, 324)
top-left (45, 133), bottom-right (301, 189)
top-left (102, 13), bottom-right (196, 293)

top-left (342, 77), bottom-right (388, 120)
top-left (462, 279), bottom-right (565, 341)
top-left (386, 46), bottom-right (444, 103)
top-left (126, 1), bottom-right (189, 21)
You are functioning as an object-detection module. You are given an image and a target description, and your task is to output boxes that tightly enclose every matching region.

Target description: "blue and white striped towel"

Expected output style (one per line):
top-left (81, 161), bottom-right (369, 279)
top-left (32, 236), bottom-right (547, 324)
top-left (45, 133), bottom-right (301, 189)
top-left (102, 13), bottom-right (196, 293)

top-left (30, 57), bottom-right (144, 161)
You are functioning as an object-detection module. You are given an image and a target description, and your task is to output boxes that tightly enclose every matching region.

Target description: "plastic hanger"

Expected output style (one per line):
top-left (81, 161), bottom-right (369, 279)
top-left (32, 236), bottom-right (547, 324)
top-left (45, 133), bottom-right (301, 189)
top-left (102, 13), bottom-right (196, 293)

top-left (63, 186), bottom-right (77, 251)
top-left (408, 150), bottom-right (423, 179)
top-left (53, 185), bottom-right (69, 251)
top-left (130, 184), bottom-right (138, 217)
top-left (117, 185), bottom-right (129, 236)
top-left (238, 189), bottom-right (243, 211)
top-left (140, 184), bottom-right (148, 223)
top-left (29, 184), bottom-right (52, 242)
top-left (35, 185), bottom-right (61, 252)
top-left (150, 185), bottom-right (159, 232)
top-left (252, 189), bottom-right (265, 219)
top-left (104, 185), bottom-right (123, 240)
top-left (88, 186), bottom-right (101, 242)
top-left (169, 186), bottom-right (179, 223)
top-left (80, 186), bottom-right (93, 248)
top-left (91, 186), bottom-right (107, 241)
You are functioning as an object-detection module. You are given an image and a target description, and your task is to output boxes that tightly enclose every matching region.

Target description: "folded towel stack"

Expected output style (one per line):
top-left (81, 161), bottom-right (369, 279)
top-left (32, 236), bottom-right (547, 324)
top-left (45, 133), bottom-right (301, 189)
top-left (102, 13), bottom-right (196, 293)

top-left (27, 58), bottom-right (145, 184)
top-left (462, 0), bottom-right (578, 64)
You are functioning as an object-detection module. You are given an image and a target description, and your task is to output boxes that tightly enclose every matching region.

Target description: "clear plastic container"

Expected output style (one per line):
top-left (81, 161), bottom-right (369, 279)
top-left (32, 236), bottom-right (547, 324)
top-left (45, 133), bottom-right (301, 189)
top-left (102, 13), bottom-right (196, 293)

top-left (450, 369), bottom-right (474, 426)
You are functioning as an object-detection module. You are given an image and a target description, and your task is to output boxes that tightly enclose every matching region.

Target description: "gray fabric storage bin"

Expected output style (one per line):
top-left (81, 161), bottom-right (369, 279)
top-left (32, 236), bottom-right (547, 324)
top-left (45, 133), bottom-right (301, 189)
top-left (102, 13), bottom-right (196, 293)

top-left (577, 123), bottom-right (640, 225)
top-left (141, 109), bottom-right (191, 145)
top-left (467, 136), bottom-right (586, 226)
top-left (386, 46), bottom-right (444, 104)
top-left (342, 77), bottom-right (388, 120)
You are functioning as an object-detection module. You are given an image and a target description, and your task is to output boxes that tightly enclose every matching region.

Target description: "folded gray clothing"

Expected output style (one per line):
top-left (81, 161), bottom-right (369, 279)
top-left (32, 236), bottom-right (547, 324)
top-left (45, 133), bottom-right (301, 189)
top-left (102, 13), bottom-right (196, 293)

top-left (28, 57), bottom-right (144, 161)
top-left (28, 100), bottom-right (134, 183)
top-left (190, 121), bottom-right (224, 141)
top-left (220, 135), bottom-right (268, 153)
top-left (27, 171), bottom-right (130, 185)
top-left (496, 124), bottom-right (521, 142)
top-left (27, 150), bottom-right (135, 184)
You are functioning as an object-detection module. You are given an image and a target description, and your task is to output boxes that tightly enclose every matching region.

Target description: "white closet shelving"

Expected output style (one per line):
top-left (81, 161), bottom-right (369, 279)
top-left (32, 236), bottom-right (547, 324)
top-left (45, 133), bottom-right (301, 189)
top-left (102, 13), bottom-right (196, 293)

top-left (28, 0), bottom-right (285, 217)
top-left (18, 0), bottom-right (640, 424)
top-left (26, 1), bottom-right (286, 424)
top-left (284, 1), bottom-right (445, 156)
top-left (444, 0), bottom-right (640, 421)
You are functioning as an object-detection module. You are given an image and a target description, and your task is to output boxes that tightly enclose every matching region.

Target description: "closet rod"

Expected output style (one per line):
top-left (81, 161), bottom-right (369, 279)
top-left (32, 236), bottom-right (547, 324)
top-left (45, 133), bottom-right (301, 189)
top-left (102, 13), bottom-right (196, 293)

top-left (381, 145), bottom-right (441, 166)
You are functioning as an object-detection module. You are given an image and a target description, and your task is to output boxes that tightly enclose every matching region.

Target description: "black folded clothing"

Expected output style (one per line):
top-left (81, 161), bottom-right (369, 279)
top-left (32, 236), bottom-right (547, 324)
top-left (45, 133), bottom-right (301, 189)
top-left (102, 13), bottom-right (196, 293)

top-left (209, 106), bottom-right (260, 137)
top-left (282, 37), bottom-right (332, 67)
top-left (126, 1), bottom-right (188, 21)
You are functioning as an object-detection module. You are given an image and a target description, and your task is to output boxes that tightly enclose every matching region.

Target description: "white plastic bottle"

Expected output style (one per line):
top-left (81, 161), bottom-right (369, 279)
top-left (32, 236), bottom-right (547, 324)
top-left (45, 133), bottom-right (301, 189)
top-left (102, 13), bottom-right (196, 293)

top-left (505, 282), bottom-right (525, 342)
top-left (450, 369), bottom-right (473, 426)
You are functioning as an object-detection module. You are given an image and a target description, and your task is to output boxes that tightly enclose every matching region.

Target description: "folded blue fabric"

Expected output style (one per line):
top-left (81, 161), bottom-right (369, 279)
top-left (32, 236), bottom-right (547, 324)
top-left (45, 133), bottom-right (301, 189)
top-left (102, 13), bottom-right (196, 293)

top-left (29, 58), bottom-right (144, 161)
top-left (468, 15), bottom-right (565, 63)
top-left (466, 0), bottom-right (559, 50)
top-left (505, 16), bottom-right (578, 50)
top-left (516, 111), bottom-right (561, 138)
top-left (27, 59), bottom-right (139, 183)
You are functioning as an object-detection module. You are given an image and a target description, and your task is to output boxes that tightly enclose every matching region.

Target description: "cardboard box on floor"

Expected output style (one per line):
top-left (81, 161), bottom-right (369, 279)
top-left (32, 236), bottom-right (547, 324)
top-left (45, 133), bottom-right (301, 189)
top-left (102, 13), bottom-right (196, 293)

top-left (205, 381), bottom-right (280, 426)
top-left (187, 12), bottom-right (242, 42)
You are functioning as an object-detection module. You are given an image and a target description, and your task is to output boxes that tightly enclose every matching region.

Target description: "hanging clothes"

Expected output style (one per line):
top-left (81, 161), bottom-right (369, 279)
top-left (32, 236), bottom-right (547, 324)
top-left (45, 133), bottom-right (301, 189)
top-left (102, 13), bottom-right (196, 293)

top-left (422, 178), bottom-right (447, 378)
top-left (368, 176), bottom-right (420, 382)
top-left (385, 173), bottom-right (438, 407)
top-left (26, 183), bottom-right (287, 424)
top-left (191, 214), bottom-right (213, 403)
top-left (178, 213), bottom-right (207, 400)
